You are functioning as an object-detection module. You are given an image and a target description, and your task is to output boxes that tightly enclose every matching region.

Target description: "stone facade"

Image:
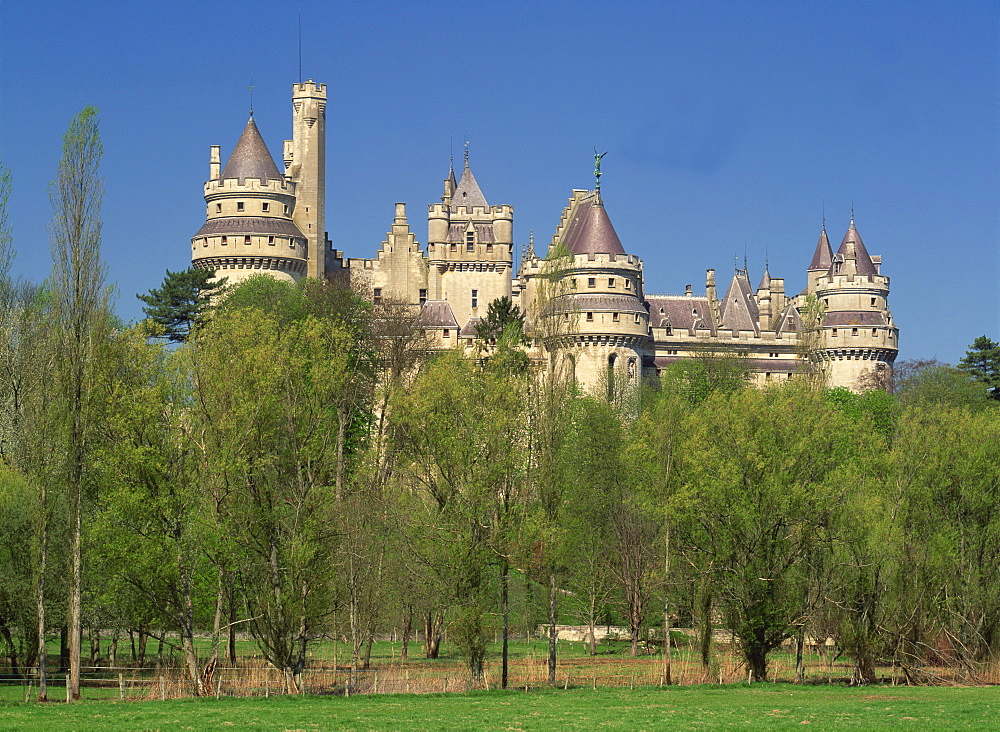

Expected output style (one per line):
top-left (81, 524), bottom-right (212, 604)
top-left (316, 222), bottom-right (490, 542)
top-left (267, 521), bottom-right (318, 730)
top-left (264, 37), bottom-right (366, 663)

top-left (191, 80), bottom-right (899, 392)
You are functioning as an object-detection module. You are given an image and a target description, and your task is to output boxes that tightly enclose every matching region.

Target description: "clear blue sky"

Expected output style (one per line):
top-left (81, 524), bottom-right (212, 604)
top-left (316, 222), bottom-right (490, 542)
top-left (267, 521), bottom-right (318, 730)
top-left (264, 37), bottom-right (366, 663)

top-left (1, 0), bottom-right (997, 363)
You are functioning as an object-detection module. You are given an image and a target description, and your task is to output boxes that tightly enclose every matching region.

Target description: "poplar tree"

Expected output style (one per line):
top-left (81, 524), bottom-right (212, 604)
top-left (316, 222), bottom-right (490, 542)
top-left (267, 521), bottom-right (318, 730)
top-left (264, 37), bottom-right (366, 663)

top-left (48, 106), bottom-right (108, 701)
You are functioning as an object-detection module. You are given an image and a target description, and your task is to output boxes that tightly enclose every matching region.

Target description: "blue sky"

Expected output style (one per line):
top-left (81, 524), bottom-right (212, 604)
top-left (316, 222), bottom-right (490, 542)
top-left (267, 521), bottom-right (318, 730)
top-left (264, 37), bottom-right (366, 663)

top-left (1, 0), bottom-right (997, 363)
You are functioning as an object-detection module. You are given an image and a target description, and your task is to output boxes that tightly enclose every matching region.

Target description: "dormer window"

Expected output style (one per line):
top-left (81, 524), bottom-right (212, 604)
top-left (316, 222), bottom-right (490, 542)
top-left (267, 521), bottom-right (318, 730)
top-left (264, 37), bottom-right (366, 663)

top-left (466, 231), bottom-right (474, 251)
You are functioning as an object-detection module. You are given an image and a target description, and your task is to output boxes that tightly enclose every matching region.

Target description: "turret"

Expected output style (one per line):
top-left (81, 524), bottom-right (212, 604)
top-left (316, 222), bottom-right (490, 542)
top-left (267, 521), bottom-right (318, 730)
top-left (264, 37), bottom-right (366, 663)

top-left (284, 80), bottom-right (328, 279)
top-left (191, 116), bottom-right (307, 285)
top-left (425, 150), bottom-right (513, 326)
top-left (809, 215), bottom-right (898, 390)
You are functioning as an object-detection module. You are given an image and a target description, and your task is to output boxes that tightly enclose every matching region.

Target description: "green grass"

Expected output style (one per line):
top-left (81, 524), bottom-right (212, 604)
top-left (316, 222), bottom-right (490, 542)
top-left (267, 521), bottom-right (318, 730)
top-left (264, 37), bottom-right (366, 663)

top-left (1, 684), bottom-right (997, 730)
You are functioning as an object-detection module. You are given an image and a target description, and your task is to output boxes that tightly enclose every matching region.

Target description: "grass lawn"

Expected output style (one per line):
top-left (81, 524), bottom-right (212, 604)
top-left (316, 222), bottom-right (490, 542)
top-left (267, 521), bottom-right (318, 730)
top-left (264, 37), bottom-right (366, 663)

top-left (1, 684), bottom-right (997, 730)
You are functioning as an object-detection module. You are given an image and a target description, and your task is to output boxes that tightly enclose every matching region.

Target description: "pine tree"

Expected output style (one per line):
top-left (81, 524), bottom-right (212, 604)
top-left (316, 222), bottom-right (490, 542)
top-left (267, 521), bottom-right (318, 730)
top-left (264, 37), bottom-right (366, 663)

top-left (958, 336), bottom-right (1000, 400)
top-left (138, 267), bottom-right (223, 342)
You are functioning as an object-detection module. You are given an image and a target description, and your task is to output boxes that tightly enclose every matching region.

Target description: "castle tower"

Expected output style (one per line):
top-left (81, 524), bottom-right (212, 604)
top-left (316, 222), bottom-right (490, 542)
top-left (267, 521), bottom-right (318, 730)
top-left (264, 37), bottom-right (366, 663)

top-left (806, 221), bottom-right (833, 295)
top-left (191, 116), bottom-right (308, 285)
top-left (283, 80), bottom-right (328, 279)
top-left (811, 216), bottom-right (898, 389)
top-left (531, 189), bottom-right (648, 398)
top-left (426, 150), bottom-right (513, 329)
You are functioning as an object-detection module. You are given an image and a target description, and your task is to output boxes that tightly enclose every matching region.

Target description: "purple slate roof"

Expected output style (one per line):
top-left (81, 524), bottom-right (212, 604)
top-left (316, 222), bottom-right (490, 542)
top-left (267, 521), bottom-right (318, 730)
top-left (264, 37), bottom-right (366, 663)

top-left (447, 223), bottom-right (496, 243)
top-left (808, 227), bottom-right (833, 271)
top-left (757, 268), bottom-right (771, 291)
top-left (774, 303), bottom-right (801, 333)
top-left (550, 293), bottom-right (646, 315)
top-left (645, 296), bottom-right (716, 334)
top-left (824, 311), bottom-right (886, 327)
top-left (219, 118), bottom-right (284, 184)
top-left (451, 162), bottom-right (489, 210)
top-left (194, 216), bottom-right (305, 238)
top-left (719, 271), bottom-right (760, 334)
top-left (415, 301), bottom-right (459, 329)
top-left (831, 220), bottom-right (878, 277)
top-left (561, 196), bottom-right (627, 256)
top-left (459, 318), bottom-right (482, 338)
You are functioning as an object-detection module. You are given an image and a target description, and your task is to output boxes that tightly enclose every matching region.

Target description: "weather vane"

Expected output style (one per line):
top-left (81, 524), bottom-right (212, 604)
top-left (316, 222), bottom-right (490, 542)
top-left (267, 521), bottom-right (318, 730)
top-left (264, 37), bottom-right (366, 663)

top-left (594, 148), bottom-right (608, 193)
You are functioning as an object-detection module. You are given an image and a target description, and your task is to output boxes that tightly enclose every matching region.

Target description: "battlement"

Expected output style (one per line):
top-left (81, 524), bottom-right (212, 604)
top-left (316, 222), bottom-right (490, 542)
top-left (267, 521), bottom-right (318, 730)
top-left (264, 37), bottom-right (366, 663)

top-left (427, 203), bottom-right (514, 219)
top-left (292, 80), bottom-right (327, 97)
top-left (205, 177), bottom-right (296, 196)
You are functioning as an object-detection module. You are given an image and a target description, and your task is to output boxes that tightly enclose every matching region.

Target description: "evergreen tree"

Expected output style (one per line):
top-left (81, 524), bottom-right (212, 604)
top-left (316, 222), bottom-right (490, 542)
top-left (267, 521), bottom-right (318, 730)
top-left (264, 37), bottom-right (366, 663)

top-left (475, 296), bottom-right (525, 344)
top-left (137, 267), bottom-right (223, 342)
top-left (958, 336), bottom-right (1000, 400)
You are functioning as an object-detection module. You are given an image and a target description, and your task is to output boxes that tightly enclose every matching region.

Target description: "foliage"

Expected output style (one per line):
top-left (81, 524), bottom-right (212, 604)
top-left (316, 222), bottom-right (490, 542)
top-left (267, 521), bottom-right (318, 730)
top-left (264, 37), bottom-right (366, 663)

top-left (958, 335), bottom-right (1000, 400)
top-left (137, 267), bottom-right (224, 342)
top-left (475, 296), bottom-right (525, 344)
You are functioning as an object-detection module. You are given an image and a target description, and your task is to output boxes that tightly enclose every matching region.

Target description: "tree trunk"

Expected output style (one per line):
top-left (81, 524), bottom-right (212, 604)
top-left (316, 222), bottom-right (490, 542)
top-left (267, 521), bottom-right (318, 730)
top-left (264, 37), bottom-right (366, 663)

top-left (137, 627), bottom-right (148, 667)
top-left (795, 627), bottom-right (805, 683)
top-left (400, 606), bottom-right (412, 662)
top-left (68, 473), bottom-right (82, 700)
top-left (423, 612), bottom-right (442, 659)
top-left (698, 580), bottom-right (712, 670)
top-left (662, 525), bottom-right (672, 685)
top-left (501, 561), bottom-right (509, 689)
top-left (0, 624), bottom-right (18, 676)
top-left (548, 573), bottom-right (557, 685)
top-left (228, 585), bottom-right (237, 667)
top-left (35, 494), bottom-right (48, 701)
top-left (88, 627), bottom-right (100, 666)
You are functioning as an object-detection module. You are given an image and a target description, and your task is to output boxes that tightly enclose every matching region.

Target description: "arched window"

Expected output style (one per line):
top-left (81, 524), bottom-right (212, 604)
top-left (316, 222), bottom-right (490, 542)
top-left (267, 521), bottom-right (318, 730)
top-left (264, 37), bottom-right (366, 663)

top-left (607, 353), bottom-right (618, 402)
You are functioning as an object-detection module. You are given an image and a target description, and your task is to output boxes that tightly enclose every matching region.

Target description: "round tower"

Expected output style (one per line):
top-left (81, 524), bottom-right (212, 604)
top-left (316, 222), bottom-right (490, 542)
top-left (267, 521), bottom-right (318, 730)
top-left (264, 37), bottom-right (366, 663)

top-left (811, 216), bottom-right (898, 390)
top-left (534, 190), bottom-right (648, 399)
top-left (191, 117), bottom-right (308, 285)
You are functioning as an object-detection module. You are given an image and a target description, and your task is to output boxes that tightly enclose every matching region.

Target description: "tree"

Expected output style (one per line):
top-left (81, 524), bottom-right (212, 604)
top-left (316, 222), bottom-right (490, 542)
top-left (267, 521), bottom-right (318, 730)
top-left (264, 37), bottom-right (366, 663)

top-left (137, 267), bottom-right (224, 342)
top-left (677, 384), bottom-right (853, 681)
top-left (48, 106), bottom-right (109, 701)
top-left (958, 336), bottom-right (1000, 400)
top-left (475, 296), bottom-right (525, 344)
top-left (192, 305), bottom-right (352, 692)
top-left (894, 359), bottom-right (992, 410)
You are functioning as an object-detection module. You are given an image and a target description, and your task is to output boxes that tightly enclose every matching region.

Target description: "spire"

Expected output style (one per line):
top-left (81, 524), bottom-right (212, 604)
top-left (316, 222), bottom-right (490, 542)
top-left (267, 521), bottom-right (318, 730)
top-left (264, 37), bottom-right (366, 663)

top-left (451, 147), bottom-right (489, 209)
top-left (757, 266), bottom-right (771, 291)
top-left (835, 216), bottom-right (878, 276)
top-left (562, 196), bottom-right (626, 255)
top-left (219, 117), bottom-right (283, 184)
top-left (808, 220), bottom-right (833, 271)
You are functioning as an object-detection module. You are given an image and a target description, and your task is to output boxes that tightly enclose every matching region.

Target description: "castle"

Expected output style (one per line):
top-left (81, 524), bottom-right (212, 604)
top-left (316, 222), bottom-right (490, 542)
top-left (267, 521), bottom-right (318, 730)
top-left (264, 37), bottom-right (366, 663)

top-left (191, 80), bottom-right (899, 392)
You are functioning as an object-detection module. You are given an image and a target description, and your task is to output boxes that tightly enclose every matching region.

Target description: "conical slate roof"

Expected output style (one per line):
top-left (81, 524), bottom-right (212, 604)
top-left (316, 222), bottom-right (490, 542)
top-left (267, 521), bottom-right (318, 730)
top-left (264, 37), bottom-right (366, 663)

top-left (451, 160), bottom-right (488, 209)
top-left (562, 196), bottom-right (626, 256)
top-left (219, 117), bottom-right (283, 183)
top-left (719, 270), bottom-right (760, 334)
top-left (757, 268), bottom-right (771, 291)
top-left (835, 219), bottom-right (878, 276)
top-left (808, 226), bottom-right (833, 271)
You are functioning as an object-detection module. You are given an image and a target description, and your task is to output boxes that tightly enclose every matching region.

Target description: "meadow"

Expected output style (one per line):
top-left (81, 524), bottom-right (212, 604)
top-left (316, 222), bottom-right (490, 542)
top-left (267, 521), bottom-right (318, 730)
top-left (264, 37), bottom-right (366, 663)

top-left (1, 684), bottom-right (997, 730)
